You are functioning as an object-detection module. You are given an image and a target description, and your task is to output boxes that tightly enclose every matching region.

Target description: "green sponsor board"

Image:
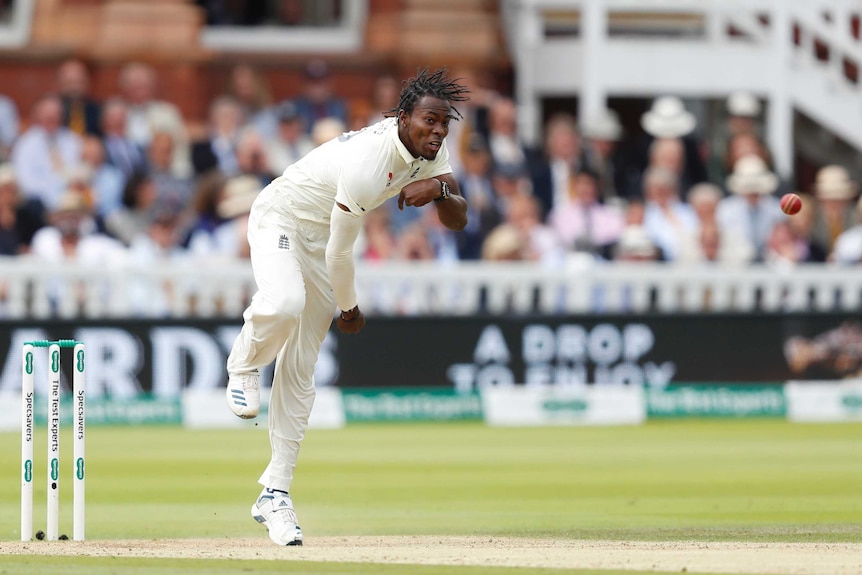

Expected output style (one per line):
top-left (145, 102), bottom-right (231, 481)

top-left (647, 385), bottom-right (786, 418)
top-left (34, 396), bottom-right (181, 426)
top-left (342, 388), bottom-right (482, 423)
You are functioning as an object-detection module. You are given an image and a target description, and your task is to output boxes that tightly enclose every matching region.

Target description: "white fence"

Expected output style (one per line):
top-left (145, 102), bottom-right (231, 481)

top-left (1, 257), bottom-right (861, 318)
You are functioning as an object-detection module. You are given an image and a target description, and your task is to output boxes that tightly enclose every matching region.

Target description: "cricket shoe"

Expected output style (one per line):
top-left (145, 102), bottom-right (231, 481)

top-left (251, 488), bottom-right (304, 546)
top-left (226, 370), bottom-right (260, 419)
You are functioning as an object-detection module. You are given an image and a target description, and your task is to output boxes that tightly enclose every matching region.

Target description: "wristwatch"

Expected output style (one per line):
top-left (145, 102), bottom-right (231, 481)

top-left (434, 180), bottom-right (451, 202)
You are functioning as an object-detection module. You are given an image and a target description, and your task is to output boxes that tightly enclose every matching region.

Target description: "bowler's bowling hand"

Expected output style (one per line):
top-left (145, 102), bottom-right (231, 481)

top-left (337, 305), bottom-right (365, 334)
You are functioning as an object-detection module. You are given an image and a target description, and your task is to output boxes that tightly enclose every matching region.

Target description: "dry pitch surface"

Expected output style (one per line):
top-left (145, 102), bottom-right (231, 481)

top-left (2, 536), bottom-right (861, 574)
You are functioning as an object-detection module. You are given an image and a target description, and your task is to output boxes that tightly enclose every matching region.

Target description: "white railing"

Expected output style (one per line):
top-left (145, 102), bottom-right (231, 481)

top-left (1, 256), bottom-right (861, 318)
top-left (502, 0), bottom-right (862, 179)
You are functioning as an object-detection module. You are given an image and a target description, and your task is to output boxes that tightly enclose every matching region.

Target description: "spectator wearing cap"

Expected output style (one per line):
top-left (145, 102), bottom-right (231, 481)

top-left (0, 164), bottom-right (45, 255)
top-left (11, 94), bottom-right (83, 210)
top-left (716, 155), bottom-right (785, 261)
top-left (636, 96), bottom-right (708, 196)
top-left (726, 91), bottom-right (762, 139)
top-left (641, 166), bottom-right (698, 261)
top-left (581, 108), bottom-right (630, 202)
top-left (708, 91), bottom-right (764, 184)
top-left (30, 188), bottom-right (126, 266)
top-left (810, 165), bottom-right (858, 255)
top-left (548, 166), bottom-right (625, 260)
top-left (613, 225), bottom-right (659, 262)
top-left (265, 101), bottom-right (314, 173)
top-left (291, 59), bottom-right (348, 135)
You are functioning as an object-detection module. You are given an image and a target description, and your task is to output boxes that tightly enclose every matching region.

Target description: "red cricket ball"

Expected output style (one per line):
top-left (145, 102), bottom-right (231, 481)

top-left (780, 193), bottom-right (802, 215)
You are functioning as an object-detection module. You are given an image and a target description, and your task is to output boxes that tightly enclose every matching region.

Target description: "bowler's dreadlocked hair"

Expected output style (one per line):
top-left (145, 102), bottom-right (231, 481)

top-left (387, 67), bottom-right (470, 120)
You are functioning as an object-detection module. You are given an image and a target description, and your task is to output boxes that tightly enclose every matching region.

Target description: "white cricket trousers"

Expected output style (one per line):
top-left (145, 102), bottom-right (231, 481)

top-left (226, 183), bottom-right (335, 493)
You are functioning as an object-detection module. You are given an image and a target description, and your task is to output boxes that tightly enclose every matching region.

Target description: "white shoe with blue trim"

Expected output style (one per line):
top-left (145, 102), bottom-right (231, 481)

top-left (251, 488), bottom-right (303, 546)
top-left (226, 371), bottom-right (260, 419)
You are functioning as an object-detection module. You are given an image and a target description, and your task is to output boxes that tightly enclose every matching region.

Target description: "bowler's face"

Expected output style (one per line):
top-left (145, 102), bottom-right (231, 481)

top-left (399, 96), bottom-right (453, 160)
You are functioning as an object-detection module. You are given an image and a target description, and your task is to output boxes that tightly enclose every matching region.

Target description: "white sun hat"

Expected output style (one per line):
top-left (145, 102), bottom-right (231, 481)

top-left (582, 108), bottom-right (623, 142)
top-left (813, 165), bottom-right (857, 200)
top-left (726, 155), bottom-right (779, 195)
top-left (727, 91), bottom-right (761, 118)
top-left (640, 96), bottom-right (696, 139)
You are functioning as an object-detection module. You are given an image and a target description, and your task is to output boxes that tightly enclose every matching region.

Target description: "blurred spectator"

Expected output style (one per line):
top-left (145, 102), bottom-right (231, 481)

top-left (717, 155), bottom-right (785, 260)
top-left (183, 171), bottom-right (228, 245)
top-left (644, 137), bottom-right (691, 194)
top-left (677, 183), bottom-right (754, 264)
top-left (441, 67), bottom-right (495, 175)
top-left (292, 59), bottom-right (348, 135)
top-left (396, 220), bottom-right (437, 261)
top-left (368, 73), bottom-right (401, 122)
top-left (641, 166), bottom-right (698, 261)
top-left (0, 93), bottom-right (18, 161)
top-left (504, 193), bottom-right (563, 264)
top-left (487, 96), bottom-right (529, 174)
top-left (235, 130), bottom-right (277, 186)
top-left (491, 163), bottom-right (532, 216)
top-left (453, 134), bottom-right (502, 260)
top-left (613, 225), bottom-right (660, 261)
top-left (31, 189), bottom-right (126, 265)
top-left (79, 135), bottom-right (126, 218)
top-left (786, 193), bottom-right (827, 263)
top-left (832, 195), bottom-right (862, 264)
top-left (100, 98), bottom-right (147, 181)
top-left (638, 96), bottom-right (708, 193)
top-left (810, 165), bottom-right (858, 256)
top-left (118, 62), bottom-right (190, 177)
top-left (148, 131), bottom-right (194, 208)
top-left (481, 223), bottom-right (525, 261)
top-left (310, 117), bottom-right (346, 147)
top-left (726, 91), bottom-right (762, 139)
top-left (764, 221), bottom-right (809, 267)
top-left (529, 113), bottom-right (582, 217)
top-left (105, 173), bottom-right (159, 246)
top-left (191, 95), bottom-right (244, 176)
top-left (190, 175), bottom-right (259, 259)
top-left (56, 59), bottom-right (101, 137)
top-left (581, 107), bottom-right (628, 202)
top-left (0, 164), bottom-right (44, 255)
top-left (548, 167), bottom-right (625, 259)
top-left (724, 131), bottom-right (772, 180)
top-left (226, 63), bottom-right (277, 139)
top-left (126, 205), bottom-right (190, 316)
top-left (11, 94), bottom-right (82, 210)
top-left (360, 207), bottom-right (396, 261)
top-left (265, 101), bottom-right (314, 173)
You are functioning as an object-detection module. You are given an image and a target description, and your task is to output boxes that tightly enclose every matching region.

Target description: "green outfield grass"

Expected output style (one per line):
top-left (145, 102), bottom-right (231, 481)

top-left (1, 419), bottom-right (860, 574)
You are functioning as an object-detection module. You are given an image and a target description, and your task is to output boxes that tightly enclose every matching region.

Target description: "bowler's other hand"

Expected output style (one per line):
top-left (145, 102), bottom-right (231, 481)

top-left (336, 305), bottom-right (366, 334)
top-left (398, 179), bottom-right (439, 210)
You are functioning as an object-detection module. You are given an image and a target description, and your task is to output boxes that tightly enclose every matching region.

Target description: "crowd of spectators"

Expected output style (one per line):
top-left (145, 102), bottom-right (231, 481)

top-left (2, 58), bottom-right (862, 275)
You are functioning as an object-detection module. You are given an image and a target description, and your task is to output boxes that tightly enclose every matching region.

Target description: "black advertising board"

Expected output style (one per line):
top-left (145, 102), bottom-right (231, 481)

top-left (0, 313), bottom-right (860, 396)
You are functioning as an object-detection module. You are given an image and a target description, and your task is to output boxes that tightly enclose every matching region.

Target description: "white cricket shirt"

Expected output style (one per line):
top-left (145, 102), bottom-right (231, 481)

top-left (272, 117), bottom-right (453, 222)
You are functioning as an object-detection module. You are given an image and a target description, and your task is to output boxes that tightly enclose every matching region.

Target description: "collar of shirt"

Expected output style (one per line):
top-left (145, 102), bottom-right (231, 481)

top-left (391, 120), bottom-right (421, 165)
